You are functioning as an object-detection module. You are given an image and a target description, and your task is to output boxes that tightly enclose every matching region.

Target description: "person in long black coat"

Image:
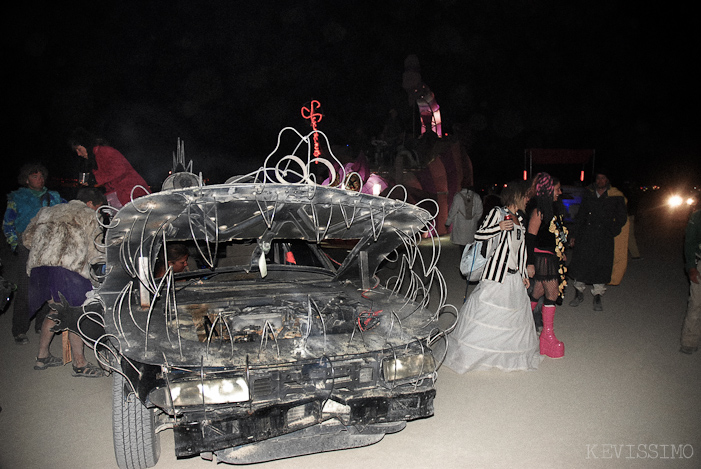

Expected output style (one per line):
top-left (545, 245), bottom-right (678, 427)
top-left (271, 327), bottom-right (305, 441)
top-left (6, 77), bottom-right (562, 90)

top-left (567, 170), bottom-right (627, 310)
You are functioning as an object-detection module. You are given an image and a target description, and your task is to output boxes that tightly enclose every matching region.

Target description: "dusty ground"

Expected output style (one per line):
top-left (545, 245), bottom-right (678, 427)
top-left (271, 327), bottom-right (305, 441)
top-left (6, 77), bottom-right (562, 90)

top-left (1, 209), bottom-right (699, 469)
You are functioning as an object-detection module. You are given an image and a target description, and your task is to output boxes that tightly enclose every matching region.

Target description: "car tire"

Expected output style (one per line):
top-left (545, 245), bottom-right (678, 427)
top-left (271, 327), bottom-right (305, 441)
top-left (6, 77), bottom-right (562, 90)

top-left (112, 371), bottom-right (161, 469)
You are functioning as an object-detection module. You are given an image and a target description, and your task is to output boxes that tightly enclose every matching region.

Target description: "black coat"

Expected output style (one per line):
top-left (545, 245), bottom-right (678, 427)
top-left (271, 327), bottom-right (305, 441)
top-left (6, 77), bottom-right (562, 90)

top-left (568, 185), bottom-right (627, 285)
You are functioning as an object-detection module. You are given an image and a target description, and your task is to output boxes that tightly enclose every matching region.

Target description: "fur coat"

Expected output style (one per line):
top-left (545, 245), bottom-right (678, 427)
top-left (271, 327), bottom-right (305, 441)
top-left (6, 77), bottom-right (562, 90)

top-left (22, 200), bottom-right (103, 281)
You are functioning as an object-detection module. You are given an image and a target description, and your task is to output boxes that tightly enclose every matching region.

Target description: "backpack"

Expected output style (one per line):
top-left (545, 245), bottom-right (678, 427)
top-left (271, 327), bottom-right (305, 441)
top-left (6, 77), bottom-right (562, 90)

top-left (459, 207), bottom-right (507, 281)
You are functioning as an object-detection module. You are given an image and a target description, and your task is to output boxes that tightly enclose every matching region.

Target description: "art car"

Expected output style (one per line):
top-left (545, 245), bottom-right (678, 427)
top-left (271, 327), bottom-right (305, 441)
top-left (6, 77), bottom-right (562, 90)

top-left (59, 130), bottom-right (455, 468)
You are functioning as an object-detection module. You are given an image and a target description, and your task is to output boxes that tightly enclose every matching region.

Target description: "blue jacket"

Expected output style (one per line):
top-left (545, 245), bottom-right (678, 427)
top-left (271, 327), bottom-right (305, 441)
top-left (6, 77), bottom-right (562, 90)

top-left (3, 187), bottom-right (65, 250)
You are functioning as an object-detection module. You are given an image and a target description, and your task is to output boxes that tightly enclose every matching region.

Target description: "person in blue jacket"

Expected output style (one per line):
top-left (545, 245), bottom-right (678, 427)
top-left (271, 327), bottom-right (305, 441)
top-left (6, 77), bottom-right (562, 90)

top-left (3, 163), bottom-right (64, 344)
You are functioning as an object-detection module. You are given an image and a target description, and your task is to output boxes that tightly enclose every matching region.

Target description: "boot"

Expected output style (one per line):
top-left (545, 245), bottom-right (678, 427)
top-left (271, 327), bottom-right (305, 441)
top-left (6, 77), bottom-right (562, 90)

top-left (569, 289), bottom-right (584, 307)
top-left (540, 305), bottom-right (564, 358)
top-left (593, 294), bottom-right (603, 311)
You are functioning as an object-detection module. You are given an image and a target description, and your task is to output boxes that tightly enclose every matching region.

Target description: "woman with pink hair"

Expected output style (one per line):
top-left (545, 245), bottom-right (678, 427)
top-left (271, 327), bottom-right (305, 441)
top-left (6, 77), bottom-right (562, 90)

top-left (526, 172), bottom-right (568, 358)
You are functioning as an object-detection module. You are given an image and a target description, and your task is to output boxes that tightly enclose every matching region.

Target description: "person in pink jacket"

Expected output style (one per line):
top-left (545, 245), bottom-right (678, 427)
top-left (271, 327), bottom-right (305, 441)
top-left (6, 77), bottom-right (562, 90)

top-left (69, 128), bottom-right (150, 208)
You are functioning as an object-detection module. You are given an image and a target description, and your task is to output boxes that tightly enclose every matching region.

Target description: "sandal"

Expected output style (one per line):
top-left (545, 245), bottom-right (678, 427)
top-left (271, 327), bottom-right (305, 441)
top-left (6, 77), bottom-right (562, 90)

top-left (72, 362), bottom-right (106, 378)
top-left (34, 354), bottom-right (63, 370)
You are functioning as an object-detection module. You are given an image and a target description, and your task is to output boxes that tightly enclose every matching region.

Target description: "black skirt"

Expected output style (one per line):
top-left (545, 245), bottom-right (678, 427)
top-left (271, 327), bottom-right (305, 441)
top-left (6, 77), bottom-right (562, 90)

top-left (532, 251), bottom-right (560, 280)
top-left (532, 250), bottom-right (568, 300)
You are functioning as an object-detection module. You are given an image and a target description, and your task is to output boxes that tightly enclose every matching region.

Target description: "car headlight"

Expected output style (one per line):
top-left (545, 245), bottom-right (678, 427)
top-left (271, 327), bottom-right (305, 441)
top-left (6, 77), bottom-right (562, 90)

top-left (382, 353), bottom-right (435, 382)
top-left (150, 377), bottom-right (249, 407)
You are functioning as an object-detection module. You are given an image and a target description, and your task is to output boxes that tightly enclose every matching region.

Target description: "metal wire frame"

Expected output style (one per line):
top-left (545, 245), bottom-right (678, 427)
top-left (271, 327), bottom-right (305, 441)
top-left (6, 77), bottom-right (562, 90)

top-left (96, 127), bottom-right (455, 368)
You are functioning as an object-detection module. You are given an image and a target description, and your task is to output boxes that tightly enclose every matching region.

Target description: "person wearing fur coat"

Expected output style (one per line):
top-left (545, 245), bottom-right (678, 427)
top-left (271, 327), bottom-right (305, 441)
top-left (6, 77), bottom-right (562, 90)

top-left (22, 188), bottom-right (107, 377)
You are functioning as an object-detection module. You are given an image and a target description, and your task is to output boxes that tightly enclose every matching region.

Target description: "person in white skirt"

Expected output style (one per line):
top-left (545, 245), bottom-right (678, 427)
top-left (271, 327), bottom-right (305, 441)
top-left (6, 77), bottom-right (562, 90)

top-left (443, 181), bottom-right (542, 372)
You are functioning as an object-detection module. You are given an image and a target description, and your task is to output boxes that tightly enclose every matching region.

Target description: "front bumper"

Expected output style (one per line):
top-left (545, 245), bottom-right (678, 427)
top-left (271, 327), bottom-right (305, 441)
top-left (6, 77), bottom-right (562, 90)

top-left (172, 388), bottom-right (435, 458)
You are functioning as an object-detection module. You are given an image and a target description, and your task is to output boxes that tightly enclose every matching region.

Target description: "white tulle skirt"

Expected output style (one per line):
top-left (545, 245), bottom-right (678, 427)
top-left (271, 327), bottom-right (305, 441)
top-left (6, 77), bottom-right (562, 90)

top-left (444, 273), bottom-right (542, 373)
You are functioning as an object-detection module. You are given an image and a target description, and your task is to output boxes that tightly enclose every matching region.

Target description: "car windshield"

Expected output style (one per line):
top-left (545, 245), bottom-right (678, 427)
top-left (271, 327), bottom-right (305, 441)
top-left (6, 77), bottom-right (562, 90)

top-left (164, 238), bottom-right (359, 279)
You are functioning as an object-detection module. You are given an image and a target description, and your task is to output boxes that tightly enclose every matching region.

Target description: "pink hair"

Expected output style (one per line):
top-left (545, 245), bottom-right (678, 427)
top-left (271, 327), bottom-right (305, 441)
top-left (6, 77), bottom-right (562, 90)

top-left (534, 172), bottom-right (554, 197)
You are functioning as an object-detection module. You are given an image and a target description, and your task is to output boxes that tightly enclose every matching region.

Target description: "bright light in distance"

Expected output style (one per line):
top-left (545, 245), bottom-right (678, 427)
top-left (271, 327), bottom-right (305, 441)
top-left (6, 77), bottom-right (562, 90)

top-left (687, 197), bottom-right (695, 206)
top-left (668, 195), bottom-right (683, 207)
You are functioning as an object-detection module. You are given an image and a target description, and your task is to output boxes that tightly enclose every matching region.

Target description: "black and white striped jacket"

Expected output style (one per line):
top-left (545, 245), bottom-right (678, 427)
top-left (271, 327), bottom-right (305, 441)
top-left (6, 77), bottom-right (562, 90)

top-left (474, 206), bottom-right (527, 283)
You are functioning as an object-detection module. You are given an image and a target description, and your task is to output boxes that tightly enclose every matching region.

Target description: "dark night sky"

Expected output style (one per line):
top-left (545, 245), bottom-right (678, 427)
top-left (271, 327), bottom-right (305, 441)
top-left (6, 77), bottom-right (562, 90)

top-left (6, 0), bottom-right (701, 195)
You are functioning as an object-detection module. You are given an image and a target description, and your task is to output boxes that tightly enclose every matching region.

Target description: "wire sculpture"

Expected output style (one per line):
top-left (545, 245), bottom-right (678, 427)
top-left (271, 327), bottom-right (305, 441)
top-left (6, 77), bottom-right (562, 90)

top-left (87, 127), bottom-right (456, 391)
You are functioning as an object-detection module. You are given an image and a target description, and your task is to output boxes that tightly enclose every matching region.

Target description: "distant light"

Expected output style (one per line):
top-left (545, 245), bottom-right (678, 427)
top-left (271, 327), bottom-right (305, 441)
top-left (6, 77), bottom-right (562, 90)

top-left (580, 170), bottom-right (585, 182)
top-left (668, 195), bottom-right (683, 207)
top-left (687, 197), bottom-right (695, 206)
top-left (523, 170), bottom-right (527, 181)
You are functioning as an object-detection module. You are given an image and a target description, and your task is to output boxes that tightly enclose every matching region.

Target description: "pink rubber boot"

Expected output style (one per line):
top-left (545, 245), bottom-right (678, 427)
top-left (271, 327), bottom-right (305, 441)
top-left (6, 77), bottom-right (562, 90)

top-left (540, 305), bottom-right (564, 358)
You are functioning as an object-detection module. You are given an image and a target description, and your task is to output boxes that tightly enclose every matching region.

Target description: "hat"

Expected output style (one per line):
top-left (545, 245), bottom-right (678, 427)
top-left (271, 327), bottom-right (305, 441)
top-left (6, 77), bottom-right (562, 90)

top-left (594, 167), bottom-right (611, 179)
